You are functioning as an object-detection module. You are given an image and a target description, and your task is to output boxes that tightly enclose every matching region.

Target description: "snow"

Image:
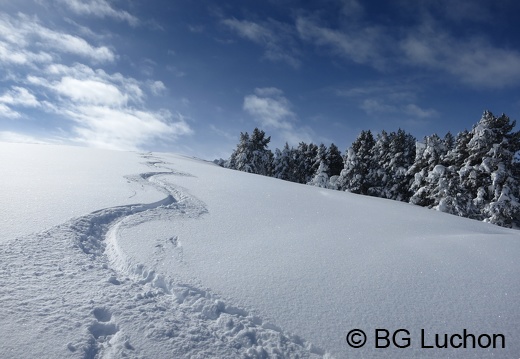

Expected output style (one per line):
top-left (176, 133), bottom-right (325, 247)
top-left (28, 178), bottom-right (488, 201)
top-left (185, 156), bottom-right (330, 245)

top-left (0, 143), bottom-right (164, 243)
top-left (1, 142), bottom-right (519, 358)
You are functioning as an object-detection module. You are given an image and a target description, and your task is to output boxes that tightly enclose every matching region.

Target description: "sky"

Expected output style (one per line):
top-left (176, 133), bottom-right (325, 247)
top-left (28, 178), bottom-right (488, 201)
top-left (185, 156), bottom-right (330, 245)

top-left (1, 0), bottom-right (520, 160)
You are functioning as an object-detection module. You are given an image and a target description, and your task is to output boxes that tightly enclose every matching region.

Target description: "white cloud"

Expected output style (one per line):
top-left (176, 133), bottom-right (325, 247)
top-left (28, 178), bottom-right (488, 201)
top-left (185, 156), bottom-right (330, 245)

top-left (0, 87), bottom-right (40, 108)
top-left (243, 89), bottom-right (295, 131)
top-left (0, 104), bottom-right (21, 119)
top-left (57, 0), bottom-right (139, 26)
top-left (41, 63), bottom-right (144, 104)
top-left (400, 20), bottom-right (520, 87)
top-left (54, 77), bottom-right (128, 106)
top-left (0, 40), bottom-right (54, 66)
top-left (338, 82), bottom-right (438, 120)
top-left (222, 18), bottom-right (301, 68)
top-left (27, 63), bottom-right (192, 150)
top-left (0, 13), bottom-right (115, 65)
top-left (0, 87), bottom-right (40, 119)
top-left (360, 99), bottom-right (437, 119)
top-left (294, 4), bottom-right (520, 88)
top-left (0, 11), bottom-right (190, 151)
top-left (403, 104), bottom-right (438, 119)
top-left (360, 99), bottom-right (398, 115)
top-left (243, 87), bottom-right (314, 146)
top-left (66, 106), bottom-right (192, 151)
top-left (222, 18), bottom-right (273, 44)
top-left (296, 16), bottom-right (386, 69)
top-left (149, 80), bottom-right (167, 96)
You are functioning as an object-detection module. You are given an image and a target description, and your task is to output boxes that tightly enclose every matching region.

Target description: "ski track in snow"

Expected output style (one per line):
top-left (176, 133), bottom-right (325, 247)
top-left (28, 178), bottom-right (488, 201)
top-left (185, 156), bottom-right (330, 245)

top-left (0, 153), bottom-right (329, 359)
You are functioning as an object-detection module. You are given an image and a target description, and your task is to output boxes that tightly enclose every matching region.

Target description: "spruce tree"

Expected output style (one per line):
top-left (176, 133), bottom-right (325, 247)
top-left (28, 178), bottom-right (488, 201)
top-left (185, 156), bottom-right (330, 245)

top-left (228, 128), bottom-right (273, 176)
top-left (460, 111), bottom-right (520, 227)
top-left (307, 161), bottom-right (330, 188)
top-left (336, 130), bottom-right (376, 194)
top-left (408, 134), bottom-right (447, 207)
top-left (273, 143), bottom-right (297, 182)
top-left (326, 143), bottom-right (343, 177)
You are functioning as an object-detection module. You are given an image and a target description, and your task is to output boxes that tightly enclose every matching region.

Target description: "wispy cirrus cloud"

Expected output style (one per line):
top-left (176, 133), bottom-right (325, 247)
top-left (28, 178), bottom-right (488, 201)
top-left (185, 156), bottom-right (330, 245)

top-left (360, 99), bottom-right (437, 119)
top-left (243, 87), bottom-right (313, 145)
top-left (338, 82), bottom-right (438, 120)
top-left (222, 18), bottom-right (301, 68)
top-left (0, 13), bottom-right (115, 66)
top-left (294, 0), bottom-right (520, 88)
top-left (399, 20), bottom-right (520, 88)
top-left (296, 16), bottom-right (387, 70)
top-left (148, 80), bottom-right (167, 96)
top-left (56, 0), bottom-right (139, 26)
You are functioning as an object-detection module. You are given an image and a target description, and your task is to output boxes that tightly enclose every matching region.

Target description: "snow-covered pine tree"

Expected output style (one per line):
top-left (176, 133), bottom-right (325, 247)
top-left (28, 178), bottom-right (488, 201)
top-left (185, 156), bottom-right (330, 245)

top-left (228, 128), bottom-right (274, 176)
top-left (366, 129), bottom-right (416, 201)
top-left (311, 143), bottom-right (328, 176)
top-left (293, 142), bottom-right (318, 184)
top-left (228, 131), bottom-right (249, 170)
top-left (367, 130), bottom-right (390, 198)
top-left (307, 161), bottom-right (330, 188)
top-left (293, 142), bottom-right (309, 184)
top-left (386, 129), bottom-right (416, 201)
top-left (408, 134), bottom-right (447, 207)
top-left (459, 111), bottom-right (520, 227)
top-left (326, 143), bottom-right (343, 177)
top-left (335, 130), bottom-right (376, 194)
top-left (443, 132), bottom-right (455, 153)
top-left (273, 143), bottom-right (297, 182)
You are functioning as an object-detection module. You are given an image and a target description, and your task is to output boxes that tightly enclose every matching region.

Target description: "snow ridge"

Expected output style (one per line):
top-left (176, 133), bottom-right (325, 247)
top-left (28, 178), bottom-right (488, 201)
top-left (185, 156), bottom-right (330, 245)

top-left (0, 153), bottom-right (329, 359)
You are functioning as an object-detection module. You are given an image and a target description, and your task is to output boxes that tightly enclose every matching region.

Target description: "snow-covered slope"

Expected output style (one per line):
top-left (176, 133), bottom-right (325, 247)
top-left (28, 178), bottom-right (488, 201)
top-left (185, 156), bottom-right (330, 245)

top-left (1, 142), bottom-right (519, 358)
top-left (0, 143), bottom-right (164, 243)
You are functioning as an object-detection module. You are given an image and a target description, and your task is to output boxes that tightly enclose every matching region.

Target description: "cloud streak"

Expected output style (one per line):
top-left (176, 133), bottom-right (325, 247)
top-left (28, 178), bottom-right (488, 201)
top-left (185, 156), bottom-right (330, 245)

top-left (296, 16), bottom-right (387, 70)
top-left (222, 18), bottom-right (301, 68)
top-left (338, 82), bottom-right (438, 120)
top-left (400, 20), bottom-right (520, 87)
top-left (0, 13), bottom-right (115, 65)
top-left (56, 0), bottom-right (139, 26)
top-left (243, 88), bottom-right (313, 145)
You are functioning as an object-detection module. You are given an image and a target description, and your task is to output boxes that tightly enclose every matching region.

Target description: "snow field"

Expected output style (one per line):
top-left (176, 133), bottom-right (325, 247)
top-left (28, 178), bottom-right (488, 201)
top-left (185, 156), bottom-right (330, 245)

top-left (1, 143), bottom-right (519, 358)
top-left (0, 148), bottom-right (326, 358)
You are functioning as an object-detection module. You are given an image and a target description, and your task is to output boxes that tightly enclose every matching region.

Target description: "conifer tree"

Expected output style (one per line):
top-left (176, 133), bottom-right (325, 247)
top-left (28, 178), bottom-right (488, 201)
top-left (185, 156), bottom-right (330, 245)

top-left (273, 143), bottom-right (297, 182)
top-left (326, 143), bottom-right (343, 177)
top-left (307, 161), bottom-right (330, 188)
top-left (460, 111), bottom-right (520, 227)
top-left (228, 128), bottom-right (273, 176)
top-left (336, 130), bottom-right (376, 194)
top-left (408, 134), bottom-right (447, 207)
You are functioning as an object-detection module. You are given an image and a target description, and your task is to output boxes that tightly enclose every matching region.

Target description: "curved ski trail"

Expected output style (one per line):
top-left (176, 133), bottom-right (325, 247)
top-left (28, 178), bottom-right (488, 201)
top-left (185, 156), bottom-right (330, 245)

top-left (0, 154), bottom-right (331, 359)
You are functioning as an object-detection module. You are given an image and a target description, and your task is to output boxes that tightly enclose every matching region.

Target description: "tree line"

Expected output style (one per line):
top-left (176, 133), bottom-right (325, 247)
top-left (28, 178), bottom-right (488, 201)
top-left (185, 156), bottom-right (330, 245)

top-left (215, 111), bottom-right (520, 229)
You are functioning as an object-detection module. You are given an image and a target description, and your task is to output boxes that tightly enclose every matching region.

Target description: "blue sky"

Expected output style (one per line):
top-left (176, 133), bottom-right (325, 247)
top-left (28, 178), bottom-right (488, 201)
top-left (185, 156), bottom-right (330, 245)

top-left (1, 0), bottom-right (520, 159)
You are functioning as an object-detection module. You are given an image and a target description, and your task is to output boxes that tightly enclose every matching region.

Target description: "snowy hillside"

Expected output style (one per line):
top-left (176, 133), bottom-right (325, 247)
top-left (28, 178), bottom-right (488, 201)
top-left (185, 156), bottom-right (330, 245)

top-left (1, 142), bottom-right (519, 359)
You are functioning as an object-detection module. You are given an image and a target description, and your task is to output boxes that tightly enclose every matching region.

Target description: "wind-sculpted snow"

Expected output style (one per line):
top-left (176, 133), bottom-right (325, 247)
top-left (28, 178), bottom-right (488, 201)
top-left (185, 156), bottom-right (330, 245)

top-left (0, 154), bottom-right (327, 359)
